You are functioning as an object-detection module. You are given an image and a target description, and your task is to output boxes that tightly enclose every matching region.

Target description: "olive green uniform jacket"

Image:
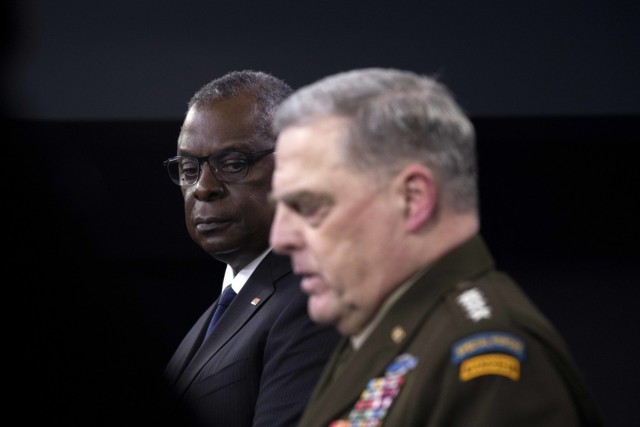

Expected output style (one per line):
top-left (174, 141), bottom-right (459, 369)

top-left (297, 235), bottom-right (602, 427)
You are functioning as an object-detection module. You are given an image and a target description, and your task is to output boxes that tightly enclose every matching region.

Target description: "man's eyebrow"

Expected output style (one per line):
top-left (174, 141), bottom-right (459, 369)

top-left (177, 142), bottom-right (258, 156)
top-left (269, 190), bottom-right (333, 207)
top-left (268, 190), bottom-right (302, 205)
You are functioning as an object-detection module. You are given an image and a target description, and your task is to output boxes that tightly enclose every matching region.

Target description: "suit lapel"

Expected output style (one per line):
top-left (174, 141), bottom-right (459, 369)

top-left (174, 251), bottom-right (290, 395)
top-left (164, 305), bottom-right (213, 385)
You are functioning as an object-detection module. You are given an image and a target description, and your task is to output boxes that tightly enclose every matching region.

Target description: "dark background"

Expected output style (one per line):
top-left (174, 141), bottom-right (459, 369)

top-left (3, 0), bottom-right (640, 118)
top-left (4, 1), bottom-right (638, 426)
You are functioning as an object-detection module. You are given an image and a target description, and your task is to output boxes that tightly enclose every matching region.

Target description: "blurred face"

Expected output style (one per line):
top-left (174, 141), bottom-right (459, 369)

top-left (178, 96), bottom-right (275, 272)
top-left (270, 117), bottom-right (404, 335)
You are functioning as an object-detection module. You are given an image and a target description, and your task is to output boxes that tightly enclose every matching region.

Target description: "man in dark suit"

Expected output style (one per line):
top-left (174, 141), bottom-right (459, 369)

top-left (163, 70), bottom-right (340, 427)
top-left (269, 68), bottom-right (603, 426)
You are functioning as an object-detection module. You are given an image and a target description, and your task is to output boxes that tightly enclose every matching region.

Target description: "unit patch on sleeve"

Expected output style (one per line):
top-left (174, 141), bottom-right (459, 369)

top-left (451, 332), bottom-right (526, 382)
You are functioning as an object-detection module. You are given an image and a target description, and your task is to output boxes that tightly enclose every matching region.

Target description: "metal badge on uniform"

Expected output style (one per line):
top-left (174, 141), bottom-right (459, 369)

top-left (251, 297), bottom-right (261, 305)
top-left (451, 331), bottom-right (526, 382)
top-left (386, 353), bottom-right (417, 375)
top-left (456, 287), bottom-right (492, 321)
top-left (391, 326), bottom-right (406, 343)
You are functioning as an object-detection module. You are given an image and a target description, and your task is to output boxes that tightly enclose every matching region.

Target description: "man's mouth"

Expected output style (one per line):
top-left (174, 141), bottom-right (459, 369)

top-left (195, 219), bottom-right (232, 232)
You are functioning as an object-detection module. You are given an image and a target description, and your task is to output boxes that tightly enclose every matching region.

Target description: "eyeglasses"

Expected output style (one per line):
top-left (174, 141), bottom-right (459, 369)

top-left (164, 148), bottom-right (275, 186)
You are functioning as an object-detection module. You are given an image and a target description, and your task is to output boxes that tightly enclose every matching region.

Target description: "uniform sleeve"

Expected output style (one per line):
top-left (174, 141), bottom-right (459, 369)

top-left (425, 331), bottom-right (590, 427)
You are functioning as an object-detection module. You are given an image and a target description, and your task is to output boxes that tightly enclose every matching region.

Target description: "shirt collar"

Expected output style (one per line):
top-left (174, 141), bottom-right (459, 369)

top-left (350, 265), bottom-right (427, 350)
top-left (222, 248), bottom-right (271, 294)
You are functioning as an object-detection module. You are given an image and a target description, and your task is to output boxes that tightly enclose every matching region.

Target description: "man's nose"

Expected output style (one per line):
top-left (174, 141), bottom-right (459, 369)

top-left (193, 161), bottom-right (225, 199)
top-left (270, 204), bottom-right (301, 254)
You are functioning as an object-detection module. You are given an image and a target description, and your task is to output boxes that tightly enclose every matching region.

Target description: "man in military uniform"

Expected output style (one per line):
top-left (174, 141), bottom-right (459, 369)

top-left (268, 68), bottom-right (602, 426)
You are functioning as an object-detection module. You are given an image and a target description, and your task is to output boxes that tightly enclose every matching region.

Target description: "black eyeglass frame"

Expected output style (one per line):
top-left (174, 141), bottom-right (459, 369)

top-left (163, 148), bottom-right (275, 186)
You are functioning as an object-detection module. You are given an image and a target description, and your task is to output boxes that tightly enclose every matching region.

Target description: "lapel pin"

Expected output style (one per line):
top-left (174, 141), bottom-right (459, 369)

top-left (251, 298), bottom-right (261, 305)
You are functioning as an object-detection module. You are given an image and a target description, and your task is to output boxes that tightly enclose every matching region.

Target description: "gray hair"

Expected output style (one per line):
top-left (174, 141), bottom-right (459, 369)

top-left (273, 68), bottom-right (477, 213)
top-left (188, 70), bottom-right (293, 141)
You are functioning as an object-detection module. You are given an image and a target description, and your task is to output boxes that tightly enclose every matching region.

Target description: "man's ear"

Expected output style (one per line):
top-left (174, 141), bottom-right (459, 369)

top-left (398, 164), bottom-right (437, 232)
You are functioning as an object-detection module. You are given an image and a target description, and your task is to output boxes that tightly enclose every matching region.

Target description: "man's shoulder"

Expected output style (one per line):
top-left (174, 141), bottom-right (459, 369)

top-left (425, 271), bottom-right (567, 361)
top-left (438, 270), bottom-right (542, 329)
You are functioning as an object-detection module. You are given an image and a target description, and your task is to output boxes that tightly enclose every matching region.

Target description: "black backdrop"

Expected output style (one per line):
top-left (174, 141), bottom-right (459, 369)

top-left (3, 1), bottom-right (640, 119)
top-left (7, 116), bottom-right (638, 426)
top-left (4, 1), bottom-right (639, 424)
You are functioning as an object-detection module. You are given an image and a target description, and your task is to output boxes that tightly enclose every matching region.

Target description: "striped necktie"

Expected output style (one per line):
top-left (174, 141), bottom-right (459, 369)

top-left (205, 286), bottom-right (237, 338)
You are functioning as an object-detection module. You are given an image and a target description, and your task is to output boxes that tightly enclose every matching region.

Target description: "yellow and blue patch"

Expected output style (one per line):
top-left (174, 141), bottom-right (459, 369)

top-left (451, 332), bottom-right (525, 382)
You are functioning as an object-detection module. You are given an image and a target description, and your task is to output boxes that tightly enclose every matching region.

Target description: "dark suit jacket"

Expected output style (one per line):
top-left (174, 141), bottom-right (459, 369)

top-left (165, 251), bottom-right (340, 427)
top-left (298, 235), bottom-right (602, 427)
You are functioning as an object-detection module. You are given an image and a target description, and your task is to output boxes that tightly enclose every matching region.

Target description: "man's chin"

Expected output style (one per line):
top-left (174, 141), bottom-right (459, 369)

top-left (199, 239), bottom-right (241, 255)
top-left (307, 297), bottom-right (340, 326)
